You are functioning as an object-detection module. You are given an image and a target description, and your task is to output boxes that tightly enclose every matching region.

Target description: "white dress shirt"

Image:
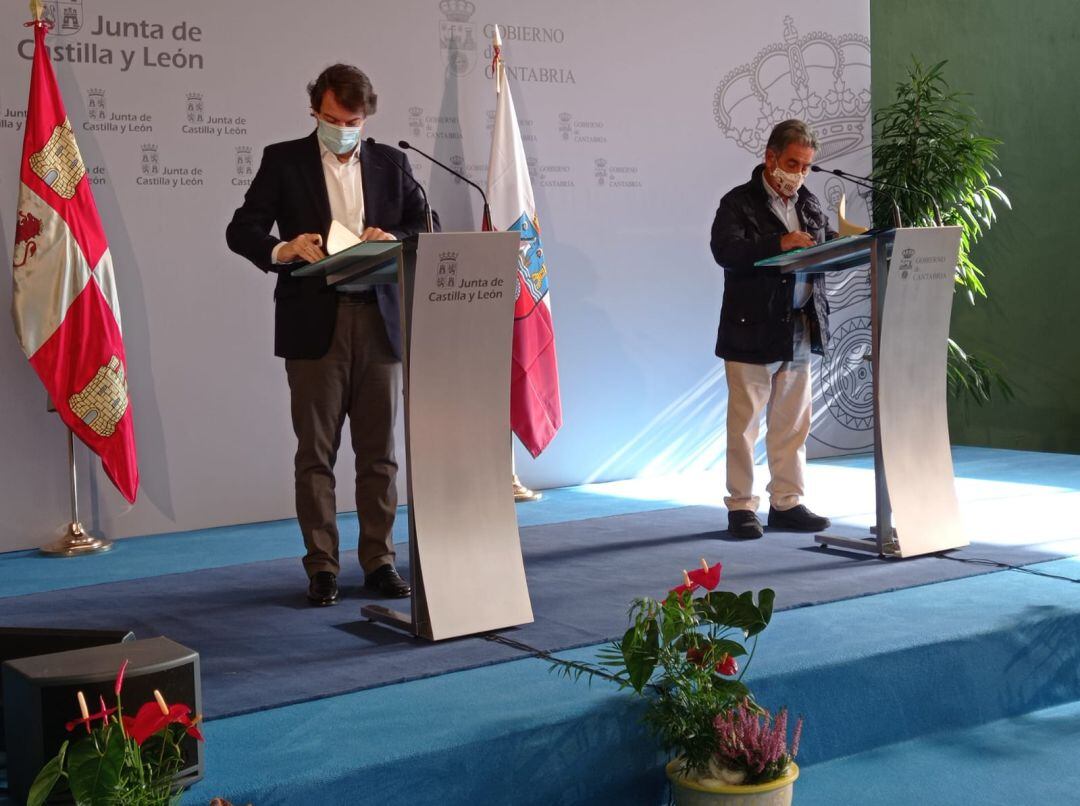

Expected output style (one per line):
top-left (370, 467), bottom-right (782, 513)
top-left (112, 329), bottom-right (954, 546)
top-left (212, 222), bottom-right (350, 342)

top-left (762, 173), bottom-right (813, 310)
top-left (271, 139), bottom-right (365, 264)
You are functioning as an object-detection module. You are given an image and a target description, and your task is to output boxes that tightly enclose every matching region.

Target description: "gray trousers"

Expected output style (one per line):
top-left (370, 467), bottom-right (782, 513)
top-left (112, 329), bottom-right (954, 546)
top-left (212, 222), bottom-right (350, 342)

top-left (285, 297), bottom-right (400, 577)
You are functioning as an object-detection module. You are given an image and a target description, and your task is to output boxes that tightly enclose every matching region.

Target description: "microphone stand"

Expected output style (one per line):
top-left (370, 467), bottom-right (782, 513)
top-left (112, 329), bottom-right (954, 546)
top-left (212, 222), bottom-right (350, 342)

top-left (813, 166), bottom-right (943, 226)
top-left (813, 166), bottom-right (903, 228)
top-left (399, 140), bottom-right (492, 231)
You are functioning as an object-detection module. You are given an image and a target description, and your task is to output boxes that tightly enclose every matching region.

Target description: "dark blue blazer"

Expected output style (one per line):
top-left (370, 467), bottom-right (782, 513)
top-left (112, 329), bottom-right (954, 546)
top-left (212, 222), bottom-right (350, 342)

top-left (226, 132), bottom-right (435, 360)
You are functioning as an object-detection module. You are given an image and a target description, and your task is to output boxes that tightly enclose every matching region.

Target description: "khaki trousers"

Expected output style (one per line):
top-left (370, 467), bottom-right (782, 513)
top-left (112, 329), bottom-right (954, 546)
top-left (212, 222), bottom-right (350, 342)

top-left (285, 298), bottom-right (400, 577)
top-left (724, 315), bottom-right (812, 512)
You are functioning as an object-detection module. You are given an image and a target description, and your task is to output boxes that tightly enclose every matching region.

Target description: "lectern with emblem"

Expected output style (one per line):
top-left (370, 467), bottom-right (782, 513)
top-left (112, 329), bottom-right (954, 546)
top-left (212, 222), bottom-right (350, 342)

top-left (294, 231), bottom-right (533, 639)
top-left (756, 226), bottom-right (967, 558)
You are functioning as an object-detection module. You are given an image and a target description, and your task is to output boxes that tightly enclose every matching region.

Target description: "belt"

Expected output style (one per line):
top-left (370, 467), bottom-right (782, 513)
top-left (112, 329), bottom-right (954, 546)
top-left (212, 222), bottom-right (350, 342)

top-left (337, 289), bottom-right (378, 304)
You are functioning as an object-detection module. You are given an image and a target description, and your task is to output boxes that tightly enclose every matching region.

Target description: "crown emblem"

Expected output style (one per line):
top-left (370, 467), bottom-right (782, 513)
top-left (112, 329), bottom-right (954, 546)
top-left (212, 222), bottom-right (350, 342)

top-left (88, 88), bottom-right (104, 98)
top-left (236, 146), bottom-right (252, 154)
top-left (594, 158), bottom-right (607, 168)
top-left (142, 144), bottom-right (157, 152)
top-left (439, 251), bottom-right (458, 262)
top-left (713, 16), bottom-right (870, 160)
top-left (439, 0), bottom-right (475, 22)
top-left (409, 106), bottom-right (423, 116)
top-left (559, 112), bottom-right (572, 123)
top-left (186, 93), bottom-right (203, 102)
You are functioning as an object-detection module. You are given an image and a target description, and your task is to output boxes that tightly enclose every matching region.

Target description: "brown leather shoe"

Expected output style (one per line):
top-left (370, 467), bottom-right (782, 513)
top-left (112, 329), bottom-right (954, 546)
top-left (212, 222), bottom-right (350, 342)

top-left (307, 571), bottom-right (340, 606)
top-left (363, 564), bottom-right (412, 598)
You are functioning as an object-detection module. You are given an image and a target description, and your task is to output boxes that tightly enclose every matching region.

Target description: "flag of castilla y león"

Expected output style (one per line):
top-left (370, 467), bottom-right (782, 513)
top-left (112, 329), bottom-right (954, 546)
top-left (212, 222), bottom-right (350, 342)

top-left (11, 19), bottom-right (138, 503)
top-left (485, 32), bottom-right (563, 458)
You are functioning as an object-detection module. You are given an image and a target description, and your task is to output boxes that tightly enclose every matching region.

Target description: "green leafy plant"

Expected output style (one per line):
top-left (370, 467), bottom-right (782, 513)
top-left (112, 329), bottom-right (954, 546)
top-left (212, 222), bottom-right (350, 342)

top-left (551, 561), bottom-right (783, 777)
top-left (28, 661), bottom-right (204, 806)
top-left (873, 58), bottom-right (1013, 404)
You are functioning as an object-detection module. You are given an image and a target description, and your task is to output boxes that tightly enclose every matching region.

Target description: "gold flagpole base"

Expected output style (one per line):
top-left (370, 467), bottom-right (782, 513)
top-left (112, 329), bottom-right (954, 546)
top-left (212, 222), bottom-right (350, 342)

top-left (40, 522), bottom-right (114, 557)
top-left (512, 473), bottom-right (542, 503)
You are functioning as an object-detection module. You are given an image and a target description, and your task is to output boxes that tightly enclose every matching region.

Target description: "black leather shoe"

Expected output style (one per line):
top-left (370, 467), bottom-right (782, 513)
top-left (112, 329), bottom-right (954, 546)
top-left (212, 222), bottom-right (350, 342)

top-left (307, 571), bottom-right (340, 606)
top-left (363, 564), bottom-right (412, 598)
top-left (727, 510), bottom-right (764, 539)
top-left (768, 505), bottom-right (831, 532)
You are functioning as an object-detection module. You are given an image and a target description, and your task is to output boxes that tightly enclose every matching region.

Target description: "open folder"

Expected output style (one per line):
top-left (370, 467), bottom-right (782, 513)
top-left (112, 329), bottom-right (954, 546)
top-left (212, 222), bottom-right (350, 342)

top-left (291, 220), bottom-right (402, 285)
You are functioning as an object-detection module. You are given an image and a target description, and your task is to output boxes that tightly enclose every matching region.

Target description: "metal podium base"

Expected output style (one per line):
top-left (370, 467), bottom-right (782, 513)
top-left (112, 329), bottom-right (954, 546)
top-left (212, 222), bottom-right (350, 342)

top-left (361, 605), bottom-right (413, 632)
top-left (40, 522), bottom-right (114, 557)
top-left (815, 528), bottom-right (900, 558)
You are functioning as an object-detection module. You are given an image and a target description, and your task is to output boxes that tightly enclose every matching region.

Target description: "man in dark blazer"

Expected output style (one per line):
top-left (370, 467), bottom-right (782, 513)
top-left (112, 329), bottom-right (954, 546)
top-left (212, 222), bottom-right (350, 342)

top-left (227, 64), bottom-right (434, 605)
top-left (710, 119), bottom-right (836, 540)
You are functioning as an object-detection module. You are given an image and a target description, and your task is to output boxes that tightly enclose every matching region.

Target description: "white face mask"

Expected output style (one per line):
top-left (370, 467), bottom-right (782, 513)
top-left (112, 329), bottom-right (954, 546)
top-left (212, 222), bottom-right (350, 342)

top-left (770, 164), bottom-right (805, 197)
top-left (316, 118), bottom-right (362, 155)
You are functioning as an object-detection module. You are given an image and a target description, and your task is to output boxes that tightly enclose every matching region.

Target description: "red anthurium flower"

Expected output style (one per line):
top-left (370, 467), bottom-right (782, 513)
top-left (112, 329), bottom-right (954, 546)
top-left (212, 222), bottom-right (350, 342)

top-left (687, 559), bottom-right (722, 591)
top-left (715, 653), bottom-right (739, 676)
top-left (668, 570), bottom-right (700, 598)
top-left (686, 646), bottom-right (706, 667)
top-left (114, 659), bottom-right (129, 697)
top-left (122, 699), bottom-right (204, 746)
top-left (65, 698), bottom-right (117, 733)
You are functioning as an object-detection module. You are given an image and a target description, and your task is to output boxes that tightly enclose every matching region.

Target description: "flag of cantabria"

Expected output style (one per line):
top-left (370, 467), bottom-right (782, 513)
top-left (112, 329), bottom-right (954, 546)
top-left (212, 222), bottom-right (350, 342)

top-left (486, 31), bottom-right (562, 458)
top-left (11, 19), bottom-right (138, 503)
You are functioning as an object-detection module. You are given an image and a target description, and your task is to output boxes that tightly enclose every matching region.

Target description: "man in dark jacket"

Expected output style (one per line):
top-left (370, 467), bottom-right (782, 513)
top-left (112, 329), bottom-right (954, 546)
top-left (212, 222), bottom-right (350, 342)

top-left (227, 64), bottom-right (433, 604)
top-left (710, 119), bottom-right (836, 539)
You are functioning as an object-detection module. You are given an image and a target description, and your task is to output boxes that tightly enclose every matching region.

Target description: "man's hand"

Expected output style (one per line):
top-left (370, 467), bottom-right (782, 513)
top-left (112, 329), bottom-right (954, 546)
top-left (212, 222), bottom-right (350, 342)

top-left (780, 231), bottom-right (816, 252)
top-left (359, 227), bottom-right (396, 242)
top-left (278, 233), bottom-right (326, 264)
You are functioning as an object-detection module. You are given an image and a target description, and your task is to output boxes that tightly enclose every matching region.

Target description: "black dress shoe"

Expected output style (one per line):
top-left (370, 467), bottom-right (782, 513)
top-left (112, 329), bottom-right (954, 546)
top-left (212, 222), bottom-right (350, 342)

top-left (363, 564), bottom-right (412, 598)
top-left (307, 571), bottom-right (340, 606)
top-left (727, 509), bottom-right (764, 539)
top-left (768, 504), bottom-right (831, 532)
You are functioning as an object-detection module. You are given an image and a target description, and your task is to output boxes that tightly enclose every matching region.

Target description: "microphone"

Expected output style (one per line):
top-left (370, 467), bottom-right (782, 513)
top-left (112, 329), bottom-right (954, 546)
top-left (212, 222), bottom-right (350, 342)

top-left (364, 137), bottom-right (434, 233)
top-left (812, 165), bottom-right (902, 228)
top-left (399, 139), bottom-right (492, 231)
top-left (811, 165), bottom-right (943, 226)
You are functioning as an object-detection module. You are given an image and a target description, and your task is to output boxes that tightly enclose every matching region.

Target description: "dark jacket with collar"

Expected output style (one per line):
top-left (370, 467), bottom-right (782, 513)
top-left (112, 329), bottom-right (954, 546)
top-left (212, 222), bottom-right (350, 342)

top-left (226, 133), bottom-right (436, 360)
top-left (709, 164), bottom-right (837, 364)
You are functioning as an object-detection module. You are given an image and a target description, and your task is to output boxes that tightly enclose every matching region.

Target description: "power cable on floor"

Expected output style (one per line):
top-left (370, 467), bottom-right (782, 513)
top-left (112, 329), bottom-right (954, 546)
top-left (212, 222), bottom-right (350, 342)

top-left (938, 554), bottom-right (1080, 583)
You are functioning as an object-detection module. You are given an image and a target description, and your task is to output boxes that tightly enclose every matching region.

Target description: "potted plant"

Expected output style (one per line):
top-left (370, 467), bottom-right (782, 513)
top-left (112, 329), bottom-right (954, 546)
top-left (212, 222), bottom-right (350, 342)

top-left (873, 58), bottom-right (1011, 405)
top-left (27, 660), bottom-right (204, 806)
top-left (552, 561), bottom-right (802, 804)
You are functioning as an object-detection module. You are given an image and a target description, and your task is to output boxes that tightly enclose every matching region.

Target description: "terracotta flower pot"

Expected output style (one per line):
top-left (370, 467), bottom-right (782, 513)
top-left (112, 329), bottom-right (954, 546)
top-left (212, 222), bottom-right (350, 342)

top-left (666, 759), bottom-right (799, 806)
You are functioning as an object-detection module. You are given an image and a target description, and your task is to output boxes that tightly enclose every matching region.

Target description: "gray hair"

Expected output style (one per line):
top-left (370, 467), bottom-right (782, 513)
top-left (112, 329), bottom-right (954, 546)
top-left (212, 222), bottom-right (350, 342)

top-left (765, 119), bottom-right (819, 155)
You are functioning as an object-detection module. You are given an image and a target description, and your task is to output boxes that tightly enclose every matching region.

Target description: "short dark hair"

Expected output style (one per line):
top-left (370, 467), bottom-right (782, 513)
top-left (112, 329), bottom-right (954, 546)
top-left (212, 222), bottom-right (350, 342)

top-left (765, 119), bottom-right (819, 155)
top-left (307, 64), bottom-right (378, 116)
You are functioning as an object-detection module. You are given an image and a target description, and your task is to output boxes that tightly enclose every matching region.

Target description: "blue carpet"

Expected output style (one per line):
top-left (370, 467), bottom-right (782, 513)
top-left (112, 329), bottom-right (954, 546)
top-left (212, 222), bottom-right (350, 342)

top-left (0, 480), bottom-right (694, 600)
top-left (0, 502), bottom-right (1070, 720)
top-left (172, 557), bottom-right (1080, 805)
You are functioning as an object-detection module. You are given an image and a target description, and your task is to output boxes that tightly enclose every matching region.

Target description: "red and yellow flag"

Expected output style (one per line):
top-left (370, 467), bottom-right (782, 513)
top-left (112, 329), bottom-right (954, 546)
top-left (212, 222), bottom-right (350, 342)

top-left (11, 19), bottom-right (138, 502)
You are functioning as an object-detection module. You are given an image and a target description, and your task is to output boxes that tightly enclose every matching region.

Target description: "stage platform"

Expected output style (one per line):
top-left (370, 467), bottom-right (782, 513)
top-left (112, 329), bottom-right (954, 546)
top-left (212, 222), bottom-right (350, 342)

top-left (1, 447), bottom-right (1079, 804)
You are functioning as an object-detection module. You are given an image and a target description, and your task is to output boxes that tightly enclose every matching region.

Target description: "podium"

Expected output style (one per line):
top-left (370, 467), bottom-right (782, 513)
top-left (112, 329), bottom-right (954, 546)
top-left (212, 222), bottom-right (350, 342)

top-left (756, 227), bottom-right (968, 558)
top-left (294, 232), bottom-right (533, 639)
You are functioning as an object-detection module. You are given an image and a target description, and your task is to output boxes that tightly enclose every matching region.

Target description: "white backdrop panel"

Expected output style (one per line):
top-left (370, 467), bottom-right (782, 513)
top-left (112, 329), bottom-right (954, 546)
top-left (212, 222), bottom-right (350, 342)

top-left (0, 1), bottom-right (870, 551)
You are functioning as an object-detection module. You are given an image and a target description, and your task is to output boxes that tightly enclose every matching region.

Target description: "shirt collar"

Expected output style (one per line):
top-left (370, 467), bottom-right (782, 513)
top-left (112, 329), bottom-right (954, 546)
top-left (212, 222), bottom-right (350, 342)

top-left (318, 138), bottom-right (361, 166)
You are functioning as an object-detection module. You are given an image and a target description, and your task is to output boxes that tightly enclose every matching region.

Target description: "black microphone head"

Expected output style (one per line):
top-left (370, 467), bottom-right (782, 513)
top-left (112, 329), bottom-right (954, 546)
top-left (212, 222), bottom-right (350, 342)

top-left (365, 136), bottom-right (377, 145)
top-left (810, 165), bottom-right (824, 173)
top-left (398, 140), bottom-right (410, 150)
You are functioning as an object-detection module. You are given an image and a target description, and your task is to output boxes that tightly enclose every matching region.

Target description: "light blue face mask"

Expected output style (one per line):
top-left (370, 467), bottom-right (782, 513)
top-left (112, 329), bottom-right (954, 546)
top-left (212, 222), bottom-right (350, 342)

top-left (316, 118), bottom-right (362, 155)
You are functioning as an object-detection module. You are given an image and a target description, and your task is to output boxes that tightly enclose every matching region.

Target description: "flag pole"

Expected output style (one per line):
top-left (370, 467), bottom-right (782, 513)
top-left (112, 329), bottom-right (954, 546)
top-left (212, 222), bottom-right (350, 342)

top-left (40, 429), bottom-right (114, 556)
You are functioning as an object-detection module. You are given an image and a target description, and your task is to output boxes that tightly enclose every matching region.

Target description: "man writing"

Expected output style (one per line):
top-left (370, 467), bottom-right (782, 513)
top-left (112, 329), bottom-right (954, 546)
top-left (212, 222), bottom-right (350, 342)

top-left (227, 64), bottom-right (434, 604)
top-left (710, 119), bottom-right (836, 540)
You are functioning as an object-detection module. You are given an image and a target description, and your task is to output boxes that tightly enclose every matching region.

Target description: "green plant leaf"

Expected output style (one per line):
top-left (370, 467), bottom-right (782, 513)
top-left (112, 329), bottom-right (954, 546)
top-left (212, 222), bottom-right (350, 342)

top-left (621, 621), bottom-right (659, 692)
top-left (67, 729), bottom-right (125, 805)
top-left (26, 740), bottom-right (68, 806)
